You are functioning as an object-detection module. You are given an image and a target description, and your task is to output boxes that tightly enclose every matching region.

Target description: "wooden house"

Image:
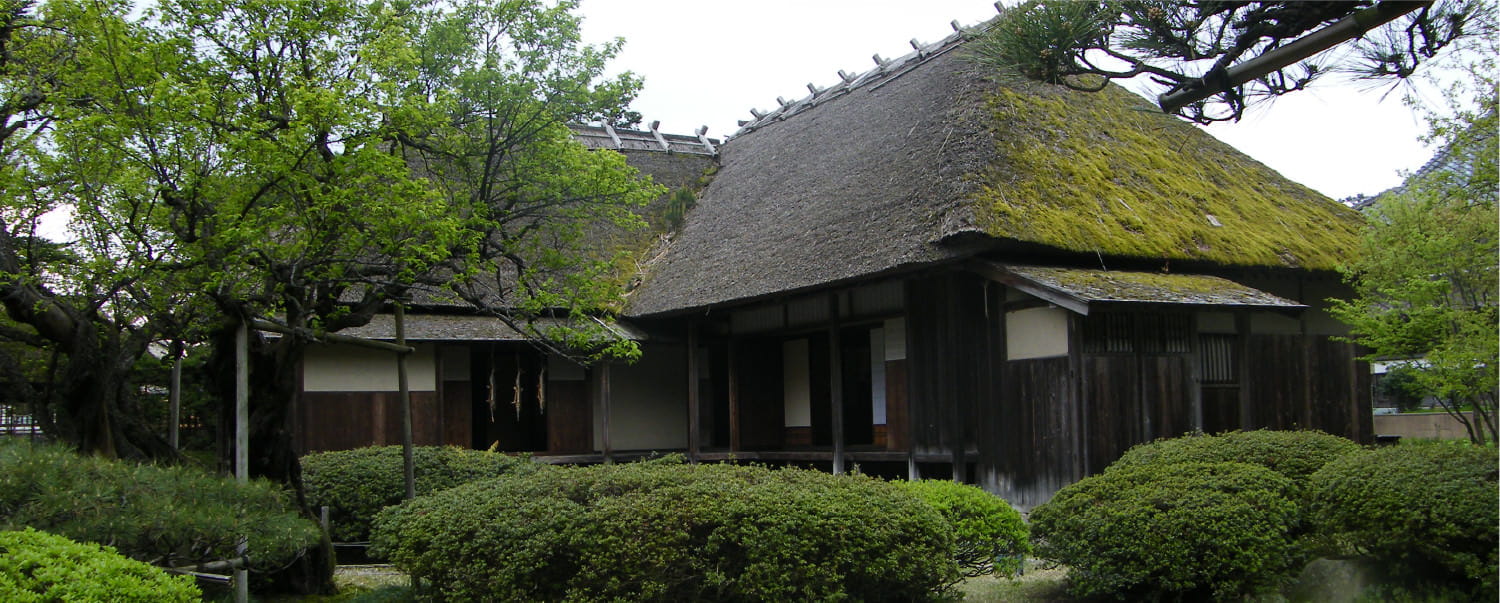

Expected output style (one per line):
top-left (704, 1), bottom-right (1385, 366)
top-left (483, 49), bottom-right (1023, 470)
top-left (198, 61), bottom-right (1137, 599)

top-left (295, 25), bottom-right (1371, 507)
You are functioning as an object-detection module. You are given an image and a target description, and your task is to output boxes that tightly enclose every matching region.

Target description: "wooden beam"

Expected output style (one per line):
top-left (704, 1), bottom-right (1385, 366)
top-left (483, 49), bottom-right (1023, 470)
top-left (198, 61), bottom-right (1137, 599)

top-left (967, 260), bottom-right (1090, 315)
top-left (728, 343), bottom-right (740, 452)
top-left (686, 323), bottom-right (700, 463)
top-left (829, 293), bottom-right (845, 475)
top-left (233, 321), bottom-right (249, 603)
top-left (396, 304), bottom-right (415, 501)
top-left (600, 363), bottom-right (613, 464)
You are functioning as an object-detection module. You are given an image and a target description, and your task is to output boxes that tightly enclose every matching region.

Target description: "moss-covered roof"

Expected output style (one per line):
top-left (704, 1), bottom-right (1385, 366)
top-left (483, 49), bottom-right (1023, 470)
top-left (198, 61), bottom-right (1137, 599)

top-left (625, 30), bottom-right (1364, 318)
top-left (976, 78), bottom-right (1362, 270)
top-left (1000, 264), bottom-right (1304, 309)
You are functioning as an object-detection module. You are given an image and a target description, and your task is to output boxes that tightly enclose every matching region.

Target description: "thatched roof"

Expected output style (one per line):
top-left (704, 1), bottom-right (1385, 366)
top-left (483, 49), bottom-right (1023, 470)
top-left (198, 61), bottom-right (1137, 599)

top-left (625, 28), bottom-right (1362, 318)
top-left (334, 313), bottom-right (647, 342)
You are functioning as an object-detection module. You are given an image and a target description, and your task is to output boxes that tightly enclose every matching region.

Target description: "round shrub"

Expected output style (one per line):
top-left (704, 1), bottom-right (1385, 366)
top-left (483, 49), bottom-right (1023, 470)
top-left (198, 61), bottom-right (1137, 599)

top-left (1110, 429), bottom-right (1362, 484)
top-left (301, 445), bottom-right (544, 542)
top-left (372, 461), bottom-right (961, 601)
top-left (1307, 440), bottom-right (1498, 596)
top-left (0, 528), bottom-right (201, 602)
top-left (0, 440), bottom-right (319, 570)
top-left (1031, 462), bottom-right (1302, 600)
top-left (892, 479), bottom-right (1029, 577)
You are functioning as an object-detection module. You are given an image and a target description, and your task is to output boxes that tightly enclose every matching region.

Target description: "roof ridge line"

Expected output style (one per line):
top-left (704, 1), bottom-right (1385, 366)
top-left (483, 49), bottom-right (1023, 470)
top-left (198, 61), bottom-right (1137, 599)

top-left (728, 6), bottom-right (1005, 140)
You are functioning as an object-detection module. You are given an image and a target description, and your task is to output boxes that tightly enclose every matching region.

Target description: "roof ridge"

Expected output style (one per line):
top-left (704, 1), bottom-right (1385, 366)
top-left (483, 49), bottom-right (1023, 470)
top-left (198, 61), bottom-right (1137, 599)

top-left (728, 5), bottom-right (1005, 139)
top-left (571, 121), bottom-right (720, 156)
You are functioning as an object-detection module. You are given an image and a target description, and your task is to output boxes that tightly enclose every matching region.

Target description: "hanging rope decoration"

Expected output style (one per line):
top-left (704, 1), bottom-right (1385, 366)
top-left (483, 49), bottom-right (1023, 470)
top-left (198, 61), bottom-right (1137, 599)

top-left (512, 352), bottom-right (523, 420)
top-left (536, 365), bottom-right (546, 415)
top-left (486, 363), bottom-right (498, 422)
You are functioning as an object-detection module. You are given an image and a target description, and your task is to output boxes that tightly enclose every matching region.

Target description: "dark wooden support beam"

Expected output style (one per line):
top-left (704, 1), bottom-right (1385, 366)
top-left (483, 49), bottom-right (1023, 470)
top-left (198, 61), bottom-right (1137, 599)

top-left (1236, 312), bottom-right (1252, 429)
top-left (686, 323), bottom-right (700, 463)
top-left (728, 343), bottom-right (740, 452)
top-left (829, 293), bottom-right (846, 475)
top-left (1188, 313), bottom-right (1204, 433)
top-left (599, 363), bottom-right (613, 464)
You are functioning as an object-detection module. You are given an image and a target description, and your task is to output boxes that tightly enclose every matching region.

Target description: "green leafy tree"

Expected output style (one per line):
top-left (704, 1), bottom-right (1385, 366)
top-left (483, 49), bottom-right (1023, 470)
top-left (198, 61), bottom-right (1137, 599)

top-left (1, 0), bottom-right (659, 592)
top-left (973, 1), bottom-right (1493, 123)
top-left (1330, 65), bottom-right (1497, 444)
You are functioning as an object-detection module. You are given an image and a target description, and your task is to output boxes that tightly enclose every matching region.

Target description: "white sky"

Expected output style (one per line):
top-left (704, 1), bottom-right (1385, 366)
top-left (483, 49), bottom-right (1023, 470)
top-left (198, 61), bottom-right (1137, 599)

top-left (577, 0), bottom-right (1449, 201)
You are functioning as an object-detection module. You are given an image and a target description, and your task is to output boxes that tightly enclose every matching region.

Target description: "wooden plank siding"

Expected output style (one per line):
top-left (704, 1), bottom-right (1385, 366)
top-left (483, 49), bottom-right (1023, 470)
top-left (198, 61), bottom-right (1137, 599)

top-left (991, 357), bottom-right (1079, 509)
top-left (1246, 334), bottom-right (1372, 443)
top-left (904, 273), bottom-right (991, 464)
top-left (299, 391), bottom-right (444, 452)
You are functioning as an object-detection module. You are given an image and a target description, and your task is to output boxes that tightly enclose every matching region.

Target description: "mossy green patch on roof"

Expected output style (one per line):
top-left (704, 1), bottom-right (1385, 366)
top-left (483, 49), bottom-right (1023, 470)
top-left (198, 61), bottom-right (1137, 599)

top-left (1005, 264), bottom-right (1303, 307)
top-left (973, 77), bottom-right (1362, 270)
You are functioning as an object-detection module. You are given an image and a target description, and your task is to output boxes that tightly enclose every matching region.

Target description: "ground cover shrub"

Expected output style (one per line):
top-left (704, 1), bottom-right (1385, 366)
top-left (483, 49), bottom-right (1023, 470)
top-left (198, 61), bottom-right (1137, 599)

top-left (0, 528), bottom-right (201, 602)
top-left (892, 479), bottom-right (1029, 577)
top-left (1030, 461), bottom-right (1302, 600)
top-left (1307, 440), bottom-right (1498, 597)
top-left (0, 440), bottom-right (319, 571)
top-left (1109, 429), bottom-right (1362, 485)
top-left (302, 445), bottom-right (544, 542)
top-left (371, 460), bottom-right (961, 601)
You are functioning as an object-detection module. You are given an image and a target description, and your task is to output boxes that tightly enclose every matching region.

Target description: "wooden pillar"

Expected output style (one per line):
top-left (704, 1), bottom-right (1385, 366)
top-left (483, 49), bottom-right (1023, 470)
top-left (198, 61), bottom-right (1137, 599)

top-left (169, 341), bottom-right (182, 451)
top-left (396, 304), bottom-right (415, 501)
top-left (904, 280), bottom-right (920, 481)
top-left (599, 363), bottom-right (613, 464)
top-left (233, 321), bottom-right (249, 603)
top-left (947, 276), bottom-right (966, 484)
top-left (828, 293), bottom-right (845, 475)
top-left (1188, 313), bottom-right (1204, 433)
top-left (1236, 312), bottom-right (1253, 429)
top-left (728, 343), bottom-right (740, 452)
top-left (686, 323), bottom-right (700, 463)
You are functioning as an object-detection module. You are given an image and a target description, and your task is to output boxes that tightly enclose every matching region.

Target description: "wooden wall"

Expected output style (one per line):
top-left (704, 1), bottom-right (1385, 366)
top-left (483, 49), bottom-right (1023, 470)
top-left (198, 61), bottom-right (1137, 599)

top-left (297, 391), bottom-right (448, 453)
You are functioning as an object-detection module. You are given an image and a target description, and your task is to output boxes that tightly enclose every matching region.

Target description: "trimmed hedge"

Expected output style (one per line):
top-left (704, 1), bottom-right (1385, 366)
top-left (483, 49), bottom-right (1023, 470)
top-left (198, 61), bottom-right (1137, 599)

top-left (371, 461), bottom-right (961, 601)
top-left (892, 479), bottom-right (1029, 577)
top-left (302, 445), bottom-right (544, 543)
top-left (1308, 440), bottom-right (1498, 596)
top-left (0, 440), bottom-right (319, 570)
top-left (1109, 429), bottom-right (1362, 485)
top-left (1031, 462), bottom-right (1302, 600)
top-left (0, 528), bottom-right (201, 602)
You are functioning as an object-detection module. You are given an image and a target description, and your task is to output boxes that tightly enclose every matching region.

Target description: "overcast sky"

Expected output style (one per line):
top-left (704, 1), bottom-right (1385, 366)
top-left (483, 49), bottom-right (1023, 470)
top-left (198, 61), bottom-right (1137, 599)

top-left (576, 0), bottom-right (1450, 201)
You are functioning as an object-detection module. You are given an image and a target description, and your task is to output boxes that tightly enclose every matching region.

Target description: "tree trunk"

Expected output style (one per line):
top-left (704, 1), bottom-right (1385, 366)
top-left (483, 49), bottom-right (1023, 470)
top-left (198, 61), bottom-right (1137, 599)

top-left (210, 324), bottom-right (336, 596)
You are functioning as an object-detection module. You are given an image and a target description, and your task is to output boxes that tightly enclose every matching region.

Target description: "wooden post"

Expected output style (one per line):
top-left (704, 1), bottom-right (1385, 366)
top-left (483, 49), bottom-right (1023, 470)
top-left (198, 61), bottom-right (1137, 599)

top-left (600, 363), bottom-right (613, 464)
top-left (904, 281), bottom-right (919, 481)
top-left (728, 343), bottom-right (740, 453)
top-left (396, 304), bottom-right (415, 501)
top-left (829, 293), bottom-right (845, 475)
top-left (233, 321), bottom-right (249, 603)
top-left (169, 341), bottom-right (182, 451)
top-left (686, 323), bottom-right (700, 463)
top-left (1188, 313), bottom-right (1204, 433)
top-left (1236, 312), bottom-right (1252, 429)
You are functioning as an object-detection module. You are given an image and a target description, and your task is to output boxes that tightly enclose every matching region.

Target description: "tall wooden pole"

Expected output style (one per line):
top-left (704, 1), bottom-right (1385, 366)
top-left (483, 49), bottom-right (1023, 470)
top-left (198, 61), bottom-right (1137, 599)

top-left (396, 304), bottom-right (415, 501)
top-left (600, 363), bottom-right (613, 464)
top-left (234, 321), bottom-right (249, 603)
top-left (169, 341), bottom-right (182, 451)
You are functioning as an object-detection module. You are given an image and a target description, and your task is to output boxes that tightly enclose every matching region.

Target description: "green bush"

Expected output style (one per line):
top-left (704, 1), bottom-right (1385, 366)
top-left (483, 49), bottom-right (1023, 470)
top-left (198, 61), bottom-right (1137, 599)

top-left (1030, 462), bottom-right (1302, 600)
top-left (302, 445), bottom-right (544, 542)
top-left (0, 440), bottom-right (319, 570)
top-left (892, 479), bottom-right (1029, 577)
top-left (0, 528), bottom-right (201, 602)
top-left (1109, 429), bottom-right (1362, 485)
top-left (1307, 440), bottom-right (1498, 596)
top-left (372, 461), bottom-right (961, 601)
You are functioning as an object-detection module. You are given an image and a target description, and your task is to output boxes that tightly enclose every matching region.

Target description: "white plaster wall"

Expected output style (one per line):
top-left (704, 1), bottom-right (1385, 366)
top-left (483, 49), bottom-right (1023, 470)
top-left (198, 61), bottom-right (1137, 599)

top-left (883, 318), bottom-right (906, 360)
top-left (303, 343), bottom-right (437, 392)
top-left (1006, 307), bottom-right (1070, 360)
top-left (594, 343), bottom-right (688, 450)
top-left (783, 339), bottom-right (812, 427)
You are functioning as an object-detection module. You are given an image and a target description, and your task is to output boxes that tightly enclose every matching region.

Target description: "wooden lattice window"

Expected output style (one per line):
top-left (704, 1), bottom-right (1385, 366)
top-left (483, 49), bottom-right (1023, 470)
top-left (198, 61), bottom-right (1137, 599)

top-left (1081, 312), bottom-right (1191, 354)
top-left (1199, 334), bottom-right (1237, 384)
